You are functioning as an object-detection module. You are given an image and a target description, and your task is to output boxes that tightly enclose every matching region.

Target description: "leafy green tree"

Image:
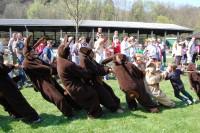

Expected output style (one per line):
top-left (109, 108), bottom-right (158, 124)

top-left (156, 15), bottom-right (173, 23)
top-left (3, 2), bottom-right (27, 18)
top-left (130, 0), bottom-right (145, 21)
top-left (87, 0), bottom-right (103, 20)
top-left (62, 0), bottom-right (89, 40)
top-left (101, 0), bottom-right (115, 20)
top-left (27, 0), bottom-right (44, 19)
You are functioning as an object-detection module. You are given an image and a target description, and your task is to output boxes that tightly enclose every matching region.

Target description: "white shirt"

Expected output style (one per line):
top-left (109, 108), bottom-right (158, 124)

top-left (121, 40), bottom-right (130, 57)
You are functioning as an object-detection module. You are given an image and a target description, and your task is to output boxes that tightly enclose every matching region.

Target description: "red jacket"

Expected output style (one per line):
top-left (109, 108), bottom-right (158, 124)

top-left (112, 41), bottom-right (121, 54)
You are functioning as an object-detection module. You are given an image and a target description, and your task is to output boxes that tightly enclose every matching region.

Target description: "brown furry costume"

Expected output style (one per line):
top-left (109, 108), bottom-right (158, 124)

top-left (0, 53), bottom-right (39, 122)
top-left (103, 54), bottom-right (159, 112)
top-left (22, 35), bottom-right (73, 117)
top-left (187, 63), bottom-right (200, 99)
top-left (56, 41), bottom-right (102, 118)
top-left (79, 47), bottom-right (120, 112)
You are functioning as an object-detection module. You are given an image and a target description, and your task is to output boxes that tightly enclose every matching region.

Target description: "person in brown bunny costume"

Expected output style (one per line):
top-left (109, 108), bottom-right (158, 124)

top-left (102, 54), bottom-right (159, 112)
top-left (0, 52), bottom-right (41, 123)
top-left (23, 35), bottom-right (73, 118)
top-left (79, 47), bottom-right (122, 113)
top-left (57, 36), bottom-right (103, 118)
top-left (187, 63), bottom-right (200, 100)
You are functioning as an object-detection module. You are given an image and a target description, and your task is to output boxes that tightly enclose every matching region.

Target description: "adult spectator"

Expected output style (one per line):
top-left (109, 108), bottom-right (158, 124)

top-left (41, 40), bottom-right (54, 64)
top-left (158, 38), bottom-right (167, 66)
top-left (35, 37), bottom-right (47, 55)
top-left (187, 37), bottom-right (196, 63)
top-left (0, 41), bottom-right (3, 53)
top-left (174, 39), bottom-right (183, 65)
top-left (96, 28), bottom-right (102, 40)
top-left (8, 33), bottom-right (17, 64)
top-left (128, 36), bottom-right (137, 61)
top-left (15, 33), bottom-right (26, 89)
top-left (71, 40), bottom-right (80, 65)
top-left (121, 35), bottom-right (130, 60)
top-left (79, 36), bottom-right (89, 48)
top-left (94, 34), bottom-right (105, 63)
top-left (113, 30), bottom-right (119, 42)
top-left (144, 38), bottom-right (160, 62)
top-left (112, 38), bottom-right (121, 54)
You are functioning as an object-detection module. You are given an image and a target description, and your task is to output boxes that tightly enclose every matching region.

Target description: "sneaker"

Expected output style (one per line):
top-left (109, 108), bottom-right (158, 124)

top-left (116, 108), bottom-right (124, 114)
top-left (192, 99), bottom-right (197, 104)
top-left (31, 117), bottom-right (42, 124)
top-left (187, 100), bottom-right (193, 105)
top-left (120, 105), bottom-right (126, 110)
top-left (149, 108), bottom-right (159, 113)
top-left (23, 117), bottom-right (42, 124)
top-left (10, 114), bottom-right (23, 120)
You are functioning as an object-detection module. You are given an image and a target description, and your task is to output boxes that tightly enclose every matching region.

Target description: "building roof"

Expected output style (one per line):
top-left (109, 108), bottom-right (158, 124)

top-left (0, 19), bottom-right (193, 32)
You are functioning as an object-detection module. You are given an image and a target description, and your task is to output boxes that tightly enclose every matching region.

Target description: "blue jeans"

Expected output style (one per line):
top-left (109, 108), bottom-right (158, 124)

top-left (17, 55), bottom-right (26, 87)
top-left (174, 87), bottom-right (193, 103)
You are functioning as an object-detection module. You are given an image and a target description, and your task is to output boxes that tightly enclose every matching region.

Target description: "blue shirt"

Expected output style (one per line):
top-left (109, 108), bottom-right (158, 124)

top-left (166, 69), bottom-right (184, 90)
top-left (42, 47), bottom-right (54, 63)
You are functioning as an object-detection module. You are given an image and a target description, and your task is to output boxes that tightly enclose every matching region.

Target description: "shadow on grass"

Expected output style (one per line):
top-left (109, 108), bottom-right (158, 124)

top-left (121, 100), bottom-right (192, 114)
top-left (0, 115), bottom-right (14, 132)
top-left (100, 102), bottom-right (148, 120)
top-left (30, 113), bottom-right (74, 129)
top-left (100, 109), bottom-right (147, 120)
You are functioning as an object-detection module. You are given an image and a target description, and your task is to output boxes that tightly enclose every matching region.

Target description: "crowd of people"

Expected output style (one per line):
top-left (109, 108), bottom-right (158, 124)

top-left (0, 28), bottom-right (200, 124)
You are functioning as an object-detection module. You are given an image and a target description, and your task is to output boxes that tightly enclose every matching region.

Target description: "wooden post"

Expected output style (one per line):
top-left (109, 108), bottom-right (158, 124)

top-left (151, 30), bottom-right (154, 38)
top-left (9, 27), bottom-right (12, 38)
top-left (122, 29), bottom-right (125, 41)
top-left (25, 27), bottom-right (29, 37)
top-left (92, 28), bottom-right (95, 42)
top-left (164, 31), bottom-right (167, 41)
top-left (54, 31), bottom-right (56, 44)
top-left (32, 31), bottom-right (34, 43)
top-left (60, 29), bottom-right (63, 38)
top-left (177, 32), bottom-right (180, 39)
top-left (108, 28), bottom-right (110, 45)
top-left (137, 29), bottom-right (140, 41)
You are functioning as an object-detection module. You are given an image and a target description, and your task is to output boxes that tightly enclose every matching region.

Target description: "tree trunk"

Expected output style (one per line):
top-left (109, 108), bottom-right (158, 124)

top-left (75, 22), bottom-right (79, 41)
top-left (75, 0), bottom-right (79, 41)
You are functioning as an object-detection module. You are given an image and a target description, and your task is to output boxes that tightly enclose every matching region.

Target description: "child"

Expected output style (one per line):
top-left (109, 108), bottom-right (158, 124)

top-left (187, 63), bottom-right (200, 100)
top-left (165, 64), bottom-right (194, 105)
top-left (145, 62), bottom-right (175, 108)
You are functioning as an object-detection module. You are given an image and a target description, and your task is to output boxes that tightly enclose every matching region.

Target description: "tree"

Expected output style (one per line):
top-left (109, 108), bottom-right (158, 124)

top-left (130, 0), bottom-right (145, 21)
top-left (27, 0), bottom-right (66, 19)
top-left (62, 0), bottom-right (89, 40)
top-left (87, 0), bottom-right (103, 20)
top-left (3, 2), bottom-right (27, 19)
top-left (101, 0), bottom-right (115, 20)
top-left (27, 0), bottom-right (44, 19)
top-left (156, 15), bottom-right (173, 23)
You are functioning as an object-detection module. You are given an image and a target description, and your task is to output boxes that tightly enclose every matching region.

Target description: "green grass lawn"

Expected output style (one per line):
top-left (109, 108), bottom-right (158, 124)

top-left (1, 76), bottom-right (200, 133)
top-left (1, 58), bottom-right (200, 133)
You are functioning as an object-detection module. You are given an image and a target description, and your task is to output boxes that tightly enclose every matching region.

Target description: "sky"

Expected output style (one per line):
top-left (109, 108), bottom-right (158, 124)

top-left (114, 0), bottom-right (200, 10)
top-left (149, 0), bottom-right (200, 7)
